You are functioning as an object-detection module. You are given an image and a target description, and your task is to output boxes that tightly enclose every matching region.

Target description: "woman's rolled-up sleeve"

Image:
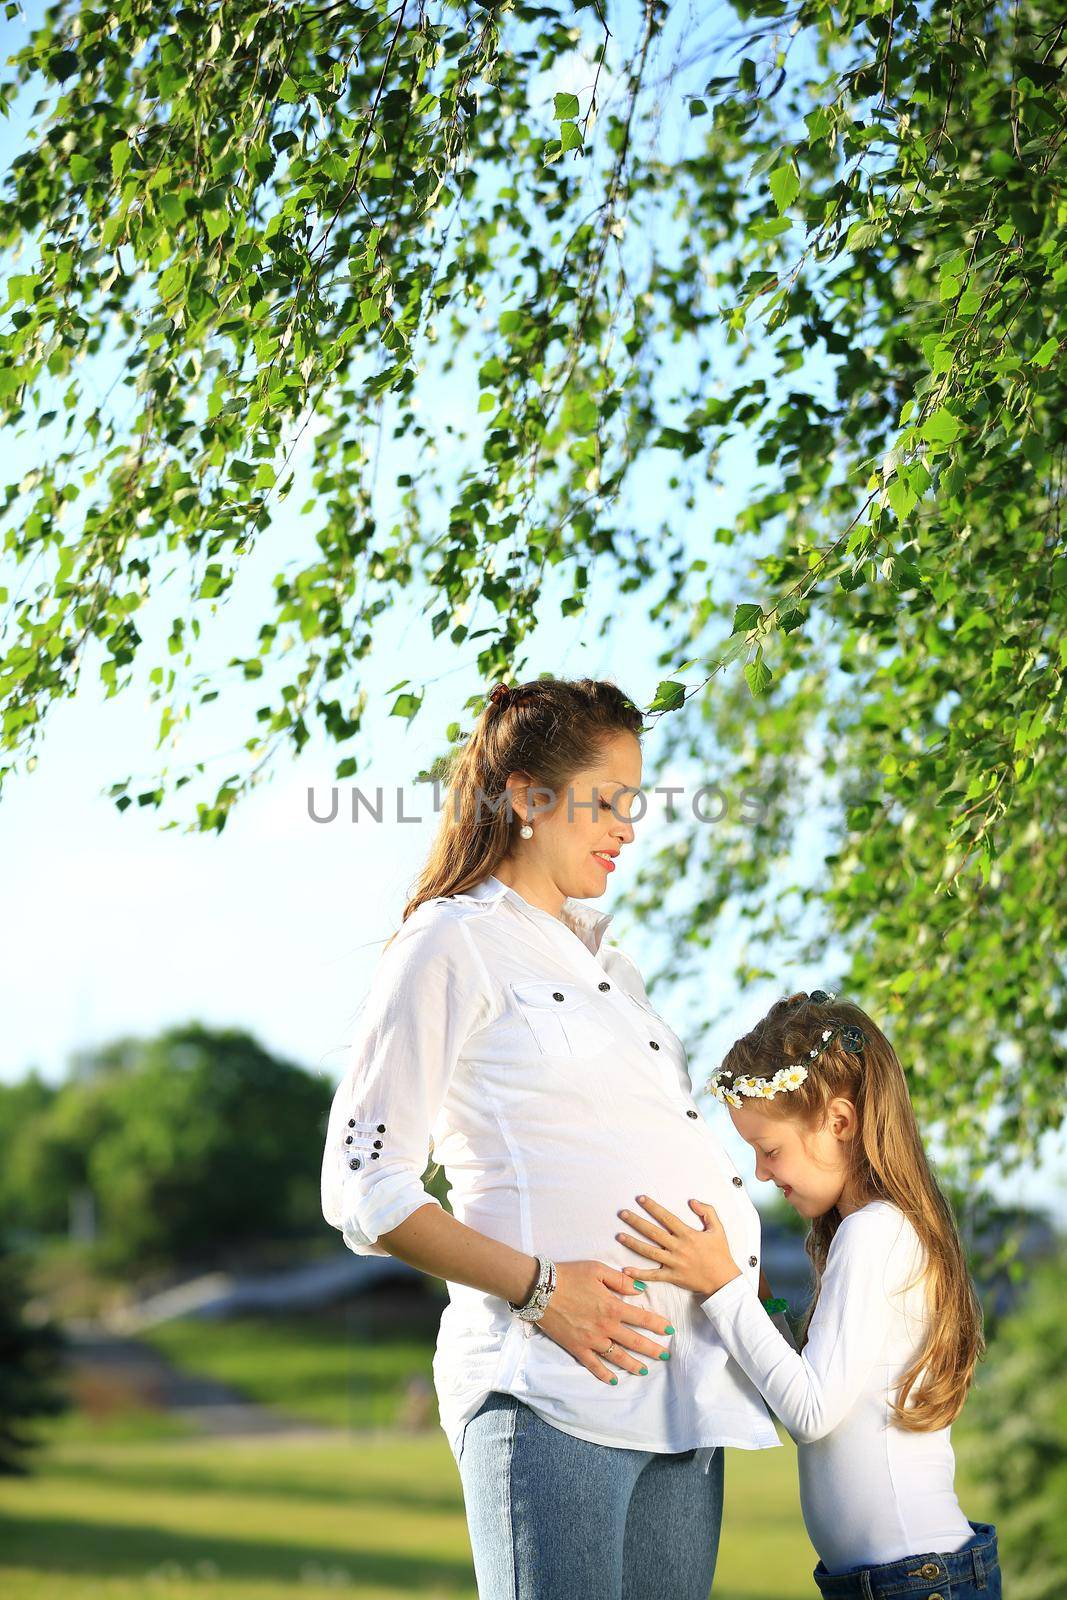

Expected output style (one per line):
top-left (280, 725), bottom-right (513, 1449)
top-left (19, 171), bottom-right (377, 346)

top-left (320, 907), bottom-right (493, 1258)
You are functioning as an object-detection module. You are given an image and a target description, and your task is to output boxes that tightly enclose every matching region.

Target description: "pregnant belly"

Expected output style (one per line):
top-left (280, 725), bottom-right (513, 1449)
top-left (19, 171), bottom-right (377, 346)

top-left (452, 1136), bottom-right (754, 1272)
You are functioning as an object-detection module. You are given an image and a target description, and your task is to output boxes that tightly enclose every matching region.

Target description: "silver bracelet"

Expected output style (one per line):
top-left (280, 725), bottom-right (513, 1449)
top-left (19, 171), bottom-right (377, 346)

top-left (508, 1255), bottom-right (557, 1321)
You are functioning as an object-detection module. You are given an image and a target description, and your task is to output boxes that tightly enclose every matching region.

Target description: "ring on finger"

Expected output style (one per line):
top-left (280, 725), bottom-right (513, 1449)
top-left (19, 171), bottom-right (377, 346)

top-left (602, 1339), bottom-right (617, 1358)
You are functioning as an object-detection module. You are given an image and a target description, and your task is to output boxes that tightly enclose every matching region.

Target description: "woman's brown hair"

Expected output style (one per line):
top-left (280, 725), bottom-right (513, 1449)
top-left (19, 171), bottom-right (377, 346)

top-left (719, 992), bottom-right (985, 1432)
top-left (387, 675), bottom-right (646, 944)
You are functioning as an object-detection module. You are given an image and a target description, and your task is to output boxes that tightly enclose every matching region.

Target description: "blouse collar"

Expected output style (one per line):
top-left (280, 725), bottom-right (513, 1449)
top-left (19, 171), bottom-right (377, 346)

top-left (455, 873), bottom-right (614, 956)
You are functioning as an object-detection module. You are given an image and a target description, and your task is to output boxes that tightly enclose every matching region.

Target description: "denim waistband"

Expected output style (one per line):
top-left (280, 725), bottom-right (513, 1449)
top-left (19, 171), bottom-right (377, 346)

top-left (813, 1522), bottom-right (999, 1598)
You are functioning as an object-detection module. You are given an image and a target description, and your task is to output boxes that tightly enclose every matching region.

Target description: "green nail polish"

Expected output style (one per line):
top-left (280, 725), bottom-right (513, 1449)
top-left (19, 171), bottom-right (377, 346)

top-left (665, 1324), bottom-right (675, 1334)
top-left (639, 1366), bottom-right (649, 1375)
top-left (610, 1376), bottom-right (618, 1384)
top-left (633, 1280), bottom-right (646, 1290)
top-left (659, 1351), bottom-right (671, 1361)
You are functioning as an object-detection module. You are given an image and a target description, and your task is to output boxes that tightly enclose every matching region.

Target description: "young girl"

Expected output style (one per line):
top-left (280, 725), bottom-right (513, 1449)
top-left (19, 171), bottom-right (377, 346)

top-left (613, 989), bottom-right (1003, 1600)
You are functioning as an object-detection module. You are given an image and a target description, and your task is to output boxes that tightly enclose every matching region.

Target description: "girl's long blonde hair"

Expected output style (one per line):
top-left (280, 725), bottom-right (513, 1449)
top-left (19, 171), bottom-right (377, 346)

top-left (719, 992), bottom-right (985, 1432)
top-left (385, 675), bottom-right (646, 950)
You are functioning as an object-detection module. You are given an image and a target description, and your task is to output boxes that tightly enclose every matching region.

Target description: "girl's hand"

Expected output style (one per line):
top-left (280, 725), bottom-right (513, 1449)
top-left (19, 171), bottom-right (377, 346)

top-left (615, 1194), bottom-right (742, 1300)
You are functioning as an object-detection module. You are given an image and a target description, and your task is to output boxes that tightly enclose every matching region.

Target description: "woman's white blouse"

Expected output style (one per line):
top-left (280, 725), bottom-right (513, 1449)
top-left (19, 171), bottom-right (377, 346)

top-left (700, 1200), bottom-right (974, 1572)
top-left (321, 873), bottom-right (781, 1469)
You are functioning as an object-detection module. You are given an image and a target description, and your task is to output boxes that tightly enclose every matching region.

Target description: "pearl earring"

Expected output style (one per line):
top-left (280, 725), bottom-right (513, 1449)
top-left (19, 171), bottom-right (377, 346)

top-left (519, 823), bottom-right (533, 839)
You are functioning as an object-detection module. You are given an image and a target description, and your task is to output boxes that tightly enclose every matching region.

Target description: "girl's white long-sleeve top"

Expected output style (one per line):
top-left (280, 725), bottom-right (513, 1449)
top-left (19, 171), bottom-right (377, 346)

top-left (700, 1199), bottom-right (975, 1573)
top-left (321, 873), bottom-right (782, 1470)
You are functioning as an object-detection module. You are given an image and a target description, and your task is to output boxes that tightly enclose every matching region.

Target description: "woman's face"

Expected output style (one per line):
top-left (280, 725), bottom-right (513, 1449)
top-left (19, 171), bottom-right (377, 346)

top-left (514, 730), bottom-right (642, 900)
top-left (728, 1098), bottom-right (858, 1219)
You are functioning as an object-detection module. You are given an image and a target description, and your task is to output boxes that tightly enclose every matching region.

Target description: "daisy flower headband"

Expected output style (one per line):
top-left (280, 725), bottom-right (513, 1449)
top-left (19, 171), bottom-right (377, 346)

top-left (706, 990), bottom-right (869, 1109)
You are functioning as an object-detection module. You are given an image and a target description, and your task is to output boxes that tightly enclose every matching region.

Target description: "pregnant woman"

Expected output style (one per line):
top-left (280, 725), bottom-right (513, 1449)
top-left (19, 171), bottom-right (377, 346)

top-left (320, 676), bottom-right (782, 1599)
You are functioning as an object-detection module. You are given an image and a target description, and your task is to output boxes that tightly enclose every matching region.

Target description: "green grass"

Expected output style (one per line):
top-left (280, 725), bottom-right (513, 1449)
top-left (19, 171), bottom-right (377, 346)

top-left (139, 1314), bottom-right (436, 1431)
top-left (38, 1403), bottom-right (203, 1448)
top-left (4, 1318), bottom-right (997, 1598)
top-left (0, 1421), bottom-right (827, 1600)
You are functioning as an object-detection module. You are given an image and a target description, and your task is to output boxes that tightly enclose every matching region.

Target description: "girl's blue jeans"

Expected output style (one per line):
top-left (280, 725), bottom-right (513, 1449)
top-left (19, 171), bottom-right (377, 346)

top-left (812, 1520), bottom-right (1002, 1599)
top-left (456, 1389), bottom-right (725, 1600)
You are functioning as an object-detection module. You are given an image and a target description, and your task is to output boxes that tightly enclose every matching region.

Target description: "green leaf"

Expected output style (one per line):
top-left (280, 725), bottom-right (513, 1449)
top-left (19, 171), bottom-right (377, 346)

top-left (570, 391), bottom-right (598, 433)
top-left (731, 602), bottom-right (764, 634)
top-left (888, 475), bottom-right (918, 522)
top-left (920, 408), bottom-right (962, 445)
top-left (744, 648), bottom-right (773, 697)
top-left (648, 680), bottom-right (686, 713)
top-left (553, 92), bottom-right (580, 120)
top-left (48, 50), bottom-right (78, 81)
top-left (391, 692), bottom-right (423, 721)
top-left (158, 263), bottom-right (185, 302)
top-left (846, 220), bottom-right (884, 251)
top-left (769, 164), bottom-right (800, 214)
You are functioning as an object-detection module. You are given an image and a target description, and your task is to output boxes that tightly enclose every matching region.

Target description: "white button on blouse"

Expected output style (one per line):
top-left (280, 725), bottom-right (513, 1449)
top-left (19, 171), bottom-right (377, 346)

top-left (320, 874), bottom-right (782, 1469)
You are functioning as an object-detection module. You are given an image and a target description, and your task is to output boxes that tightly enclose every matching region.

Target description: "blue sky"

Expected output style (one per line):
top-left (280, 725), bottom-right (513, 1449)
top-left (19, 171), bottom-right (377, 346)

top-left (0, 4), bottom-right (1062, 1226)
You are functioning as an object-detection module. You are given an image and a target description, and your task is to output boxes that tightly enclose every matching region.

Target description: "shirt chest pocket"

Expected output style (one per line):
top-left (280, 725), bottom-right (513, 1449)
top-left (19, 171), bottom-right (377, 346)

top-left (509, 979), bottom-right (614, 1059)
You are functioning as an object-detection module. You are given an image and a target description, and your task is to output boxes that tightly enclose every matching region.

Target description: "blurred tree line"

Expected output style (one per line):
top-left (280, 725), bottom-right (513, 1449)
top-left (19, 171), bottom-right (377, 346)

top-left (1, 1023), bottom-right (332, 1274)
top-left (964, 1242), bottom-right (1067, 1600)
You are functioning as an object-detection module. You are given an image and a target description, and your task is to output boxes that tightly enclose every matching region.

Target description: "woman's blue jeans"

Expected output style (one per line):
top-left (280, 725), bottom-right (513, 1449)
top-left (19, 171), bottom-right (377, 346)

top-left (812, 1520), bottom-right (1002, 1599)
top-left (457, 1390), bottom-right (725, 1599)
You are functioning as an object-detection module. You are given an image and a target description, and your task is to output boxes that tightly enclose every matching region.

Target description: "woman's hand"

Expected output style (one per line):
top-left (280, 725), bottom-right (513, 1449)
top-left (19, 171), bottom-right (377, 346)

top-left (536, 1260), bottom-right (676, 1384)
top-left (615, 1193), bottom-right (742, 1300)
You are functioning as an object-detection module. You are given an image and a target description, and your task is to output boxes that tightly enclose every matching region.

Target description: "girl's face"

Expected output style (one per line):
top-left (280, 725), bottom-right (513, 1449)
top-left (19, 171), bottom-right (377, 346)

top-left (511, 730), bottom-right (642, 899)
top-left (728, 1097), bottom-right (861, 1219)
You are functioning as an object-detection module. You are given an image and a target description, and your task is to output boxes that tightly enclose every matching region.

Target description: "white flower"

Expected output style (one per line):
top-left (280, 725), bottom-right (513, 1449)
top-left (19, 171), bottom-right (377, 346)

top-left (821, 1029), bottom-right (832, 1041)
